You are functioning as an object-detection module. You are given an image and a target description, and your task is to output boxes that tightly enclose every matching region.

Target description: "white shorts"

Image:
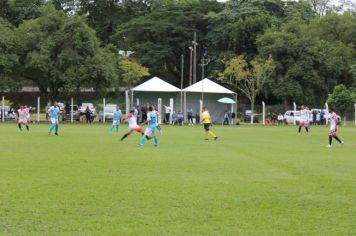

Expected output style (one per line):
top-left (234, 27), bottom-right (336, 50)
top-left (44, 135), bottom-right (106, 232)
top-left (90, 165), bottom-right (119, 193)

top-left (18, 118), bottom-right (27, 124)
top-left (51, 118), bottom-right (58, 124)
top-left (144, 127), bottom-right (156, 137)
top-left (112, 120), bottom-right (120, 125)
top-left (128, 125), bottom-right (142, 133)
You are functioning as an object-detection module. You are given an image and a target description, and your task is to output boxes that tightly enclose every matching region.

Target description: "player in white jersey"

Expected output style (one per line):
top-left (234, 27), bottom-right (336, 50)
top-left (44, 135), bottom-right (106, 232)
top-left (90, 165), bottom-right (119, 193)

top-left (326, 108), bottom-right (343, 147)
top-left (298, 105), bottom-right (310, 135)
top-left (120, 110), bottom-right (143, 141)
top-left (17, 105), bottom-right (30, 132)
top-left (24, 105), bottom-right (31, 123)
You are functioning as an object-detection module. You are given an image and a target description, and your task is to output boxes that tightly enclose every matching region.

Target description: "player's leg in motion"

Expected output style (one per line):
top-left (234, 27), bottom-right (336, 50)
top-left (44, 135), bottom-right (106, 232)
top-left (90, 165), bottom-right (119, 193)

top-left (55, 123), bottom-right (59, 135)
top-left (49, 124), bottom-right (55, 135)
top-left (120, 130), bottom-right (133, 141)
top-left (25, 123), bottom-right (30, 131)
top-left (18, 123), bottom-right (22, 131)
top-left (204, 124), bottom-right (217, 140)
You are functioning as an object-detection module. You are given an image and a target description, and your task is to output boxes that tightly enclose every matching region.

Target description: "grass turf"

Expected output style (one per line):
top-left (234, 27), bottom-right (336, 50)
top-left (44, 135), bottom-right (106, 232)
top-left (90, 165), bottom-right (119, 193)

top-left (0, 123), bottom-right (355, 235)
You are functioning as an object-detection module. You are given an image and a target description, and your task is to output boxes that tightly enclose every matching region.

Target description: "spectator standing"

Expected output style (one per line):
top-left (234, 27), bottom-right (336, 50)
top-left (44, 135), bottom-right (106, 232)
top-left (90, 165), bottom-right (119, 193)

top-left (277, 113), bottom-right (284, 125)
top-left (177, 111), bottom-right (184, 126)
top-left (187, 107), bottom-right (194, 125)
top-left (223, 110), bottom-right (230, 125)
top-left (320, 110), bottom-right (325, 125)
top-left (312, 110), bottom-right (317, 125)
top-left (85, 106), bottom-right (92, 124)
top-left (141, 106), bottom-right (147, 123)
top-left (164, 105), bottom-right (171, 124)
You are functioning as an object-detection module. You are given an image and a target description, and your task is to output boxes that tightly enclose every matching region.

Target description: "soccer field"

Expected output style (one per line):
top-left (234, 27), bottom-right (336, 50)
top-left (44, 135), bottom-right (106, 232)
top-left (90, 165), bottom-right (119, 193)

top-left (0, 123), bottom-right (355, 235)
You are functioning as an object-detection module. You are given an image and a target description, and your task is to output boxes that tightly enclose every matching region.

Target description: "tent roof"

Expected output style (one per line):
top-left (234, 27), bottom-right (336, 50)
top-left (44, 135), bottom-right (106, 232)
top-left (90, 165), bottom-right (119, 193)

top-left (183, 78), bottom-right (235, 94)
top-left (132, 77), bottom-right (181, 92)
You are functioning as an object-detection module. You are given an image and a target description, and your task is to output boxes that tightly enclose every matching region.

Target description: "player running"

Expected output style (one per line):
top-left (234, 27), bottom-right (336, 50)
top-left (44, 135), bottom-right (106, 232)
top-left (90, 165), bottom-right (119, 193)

top-left (298, 105), bottom-right (310, 135)
top-left (139, 106), bottom-right (158, 147)
top-left (326, 108), bottom-right (344, 148)
top-left (109, 108), bottom-right (122, 132)
top-left (201, 107), bottom-right (218, 140)
top-left (17, 105), bottom-right (30, 132)
top-left (120, 110), bottom-right (144, 141)
top-left (48, 102), bottom-right (60, 136)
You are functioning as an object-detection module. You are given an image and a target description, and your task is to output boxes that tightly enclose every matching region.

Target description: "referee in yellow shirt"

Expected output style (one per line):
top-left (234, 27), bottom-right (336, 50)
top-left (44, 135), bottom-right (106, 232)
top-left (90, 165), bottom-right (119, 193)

top-left (201, 107), bottom-right (218, 140)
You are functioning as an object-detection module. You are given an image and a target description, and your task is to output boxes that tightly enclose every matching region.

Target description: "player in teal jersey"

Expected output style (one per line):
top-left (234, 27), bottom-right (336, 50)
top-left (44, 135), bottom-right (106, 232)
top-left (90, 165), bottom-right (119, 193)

top-left (109, 108), bottom-right (122, 132)
top-left (48, 102), bottom-right (60, 135)
top-left (139, 106), bottom-right (158, 147)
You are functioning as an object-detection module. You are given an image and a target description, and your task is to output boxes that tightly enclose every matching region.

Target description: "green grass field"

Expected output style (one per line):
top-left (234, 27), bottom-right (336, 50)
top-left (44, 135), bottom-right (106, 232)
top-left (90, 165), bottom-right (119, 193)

top-left (0, 123), bottom-right (355, 235)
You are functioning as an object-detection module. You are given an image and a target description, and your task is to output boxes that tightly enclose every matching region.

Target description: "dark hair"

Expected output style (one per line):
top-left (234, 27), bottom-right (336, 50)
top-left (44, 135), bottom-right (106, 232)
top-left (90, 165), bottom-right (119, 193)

top-left (148, 106), bottom-right (153, 111)
top-left (130, 109), bottom-right (134, 113)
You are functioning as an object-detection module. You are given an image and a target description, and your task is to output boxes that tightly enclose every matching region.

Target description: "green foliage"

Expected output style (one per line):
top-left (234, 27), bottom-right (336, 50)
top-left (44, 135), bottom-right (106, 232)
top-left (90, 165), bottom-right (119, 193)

top-left (327, 84), bottom-right (356, 116)
top-left (118, 58), bottom-right (150, 88)
top-left (219, 55), bottom-right (275, 122)
top-left (0, 17), bottom-right (20, 92)
top-left (16, 4), bottom-right (119, 99)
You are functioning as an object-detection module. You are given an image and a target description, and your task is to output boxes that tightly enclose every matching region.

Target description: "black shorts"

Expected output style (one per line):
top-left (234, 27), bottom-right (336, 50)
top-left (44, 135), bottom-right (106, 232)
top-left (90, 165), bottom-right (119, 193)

top-left (204, 123), bottom-right (210, 131)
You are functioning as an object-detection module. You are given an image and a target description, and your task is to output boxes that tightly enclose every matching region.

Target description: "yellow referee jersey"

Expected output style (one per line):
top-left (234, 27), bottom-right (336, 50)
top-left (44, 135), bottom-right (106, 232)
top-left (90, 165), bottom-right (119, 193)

top-left (201, 111), bottom-right (211, 124)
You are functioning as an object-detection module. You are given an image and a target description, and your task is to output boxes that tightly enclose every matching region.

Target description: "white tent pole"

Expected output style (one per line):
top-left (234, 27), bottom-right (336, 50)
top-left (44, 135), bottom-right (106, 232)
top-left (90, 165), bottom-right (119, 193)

top-left (354, 103), bottom-right (356, 126)
top-left (201, 79), bottom-right (204, 108)
top-left (158, 98), bottom-right (162, 124)
top-left (2, 96), bottom-right (5, 122)
top-left (180, 54), bottom-right (184, 113)
top-left (125, 90), bottom-right (130, 116)
top-left (103, 97), bottom-right (106, 123)
top-left (262, 101), bottom-right (266, 125)
top-left (199, 100), bottom-right (203, 123)
top-left (37, 96), bottom-right (40, 123)
top-left (136, 98), bottom-right (139, 106)
top-left (169, 98), bottom-right (174, 124)
top-left (130, 90), bottom-right (134, 108)
top-left (184, 91), bottom-right (187, 124)
top-left (293, 102), bottom-right (297, 125)
top-left (71, 97), bottom-right (74, 123)
top-left (325, 103), bottom-right (329, 125)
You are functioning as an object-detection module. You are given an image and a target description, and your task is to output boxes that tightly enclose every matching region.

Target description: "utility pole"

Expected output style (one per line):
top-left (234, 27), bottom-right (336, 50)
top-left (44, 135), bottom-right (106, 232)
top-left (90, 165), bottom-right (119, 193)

top-left (192, 32), bottom-right (198, 84)
top-left (189, 46), bottom-right (193, 85)
top-left (180, 54), bottom-right (184, 112)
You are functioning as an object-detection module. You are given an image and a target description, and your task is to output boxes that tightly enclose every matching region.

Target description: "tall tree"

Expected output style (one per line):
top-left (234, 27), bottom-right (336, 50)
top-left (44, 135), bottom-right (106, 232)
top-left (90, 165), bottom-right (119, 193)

top-left (219, 55), bottom-right (275, 123)
top-left (16, 4), bottom-right (119, 100)
top-left (0, 17), bottom-right (19, 91)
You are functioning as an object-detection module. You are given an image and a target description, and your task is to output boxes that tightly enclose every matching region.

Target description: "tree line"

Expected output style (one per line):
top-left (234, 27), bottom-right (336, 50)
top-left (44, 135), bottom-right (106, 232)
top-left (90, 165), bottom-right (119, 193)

top-left (0, 0), bottom-right (355, 107)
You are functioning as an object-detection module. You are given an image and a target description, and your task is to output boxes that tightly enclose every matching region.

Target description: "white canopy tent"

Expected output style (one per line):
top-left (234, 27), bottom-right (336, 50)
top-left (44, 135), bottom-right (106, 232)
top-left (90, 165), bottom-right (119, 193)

top-left (183, 78), bottom-right (237, 123)
top-left (125, 77), bottom-right (181, 123)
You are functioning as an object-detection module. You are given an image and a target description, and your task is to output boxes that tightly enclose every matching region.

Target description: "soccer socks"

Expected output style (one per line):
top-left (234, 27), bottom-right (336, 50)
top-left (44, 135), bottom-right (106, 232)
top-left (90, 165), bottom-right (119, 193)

top-left (208, 131), bottom-right (216, 138)
top-left (121, 133), bottom-right (129, 141)
top-left (140, 136), bottom-right (146, 145)
top-left (49, 124), bottom-right (55, 134)
top-left (334, 136), bottom-right (342, 143)
top-left (116, 125), bottom-right (119, 132)
top-left (26, 125), bottom-right (29, 131)
top-left (18, 124), bottom-right (22, 131)
top-left (154, 136), bottom-right (158, 146)
top-left (298, 126), bottom-right (302, 133)
top-left (55, 124), bottom-right (58, 134)
top-left (329, 136), bottom-right (343, 146)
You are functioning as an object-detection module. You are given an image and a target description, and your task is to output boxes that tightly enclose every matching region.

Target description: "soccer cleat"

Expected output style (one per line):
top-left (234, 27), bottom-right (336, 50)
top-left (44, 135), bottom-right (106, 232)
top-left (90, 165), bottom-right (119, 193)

top-left (214, 136), bottom-right (218, 140)
top-left (340, 141), bottom-right (344, 145)
top-left (326, 145), bottom-right (332, 148)
top-left (137, 144), bottom-right (143, 147)
top-left (55, 133), bottom-right (58, 136)
top-left (154, 144), bottom-right (158, 147)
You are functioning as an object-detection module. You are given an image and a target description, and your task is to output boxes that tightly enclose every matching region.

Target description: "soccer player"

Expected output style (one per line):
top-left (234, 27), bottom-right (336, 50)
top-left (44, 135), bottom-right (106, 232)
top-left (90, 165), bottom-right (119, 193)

top-left (17, 106), bottom-right (30, 132)
top-left (153, 106), bottom-right (162, 134)
top-left (110, 108), bottom-right (122, 132)
top-left (24, 105), bottom-right (31, 124)
top-left (201, 107), bottom-right (218, 140)
top-left (139, 106), bottom-right (158, 147)
top-left (326, 108), bottom-right (344, 148)
top-left (120, 110), bottom-right (143, 141)
top-left (48, 102), bottom-right (60, 136)
top-left (298, 105), bottom-right (310, 135)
